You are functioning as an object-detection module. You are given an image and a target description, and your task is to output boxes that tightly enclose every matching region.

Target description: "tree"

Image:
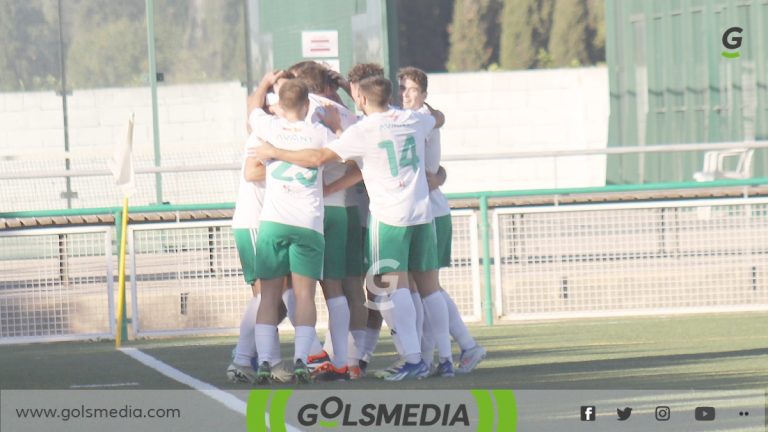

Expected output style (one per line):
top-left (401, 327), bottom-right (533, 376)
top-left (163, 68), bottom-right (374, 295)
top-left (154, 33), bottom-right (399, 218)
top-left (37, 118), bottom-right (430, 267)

top-left (587, 0), bottom-right (606, 64)
top-left (397, 0), bottom-right (454, 72)
top-left (446, 0), bottom-right (502, 72)
top-left (499, 0), bottom-right (554, 70)
top-left (548, 0), bottom-right (590, 67)
top-left (0, 1), bottom-right (60, 91)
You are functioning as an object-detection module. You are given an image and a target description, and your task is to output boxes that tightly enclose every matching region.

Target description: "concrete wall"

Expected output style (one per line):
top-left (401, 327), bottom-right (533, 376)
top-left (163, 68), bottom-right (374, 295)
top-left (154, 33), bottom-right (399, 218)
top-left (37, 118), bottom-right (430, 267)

top-left (0, 68), bottom-right (609, 210)
top-left (426, 67), bottom-right (609, 193)
top-left (0, 82), bottom-right (247, 161)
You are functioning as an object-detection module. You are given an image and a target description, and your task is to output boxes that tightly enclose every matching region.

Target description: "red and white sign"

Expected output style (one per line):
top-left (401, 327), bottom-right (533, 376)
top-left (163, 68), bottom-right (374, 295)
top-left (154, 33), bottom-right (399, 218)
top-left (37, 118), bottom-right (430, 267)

top-left (301, 31), bottom-right (339, 58)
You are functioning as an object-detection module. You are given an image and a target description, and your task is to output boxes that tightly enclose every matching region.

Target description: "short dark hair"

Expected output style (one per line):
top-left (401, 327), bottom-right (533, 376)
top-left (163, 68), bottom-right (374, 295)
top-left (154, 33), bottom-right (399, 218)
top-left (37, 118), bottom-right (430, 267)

top-left (358, 75), bottom-right (391, 107)
top-left (278, 79), bottom-right (309, 111)
top-left (288, 61), bottom-right (330, 94)
top-left (397, 66), bottom-right (428, 93)
top-left (347, 63), bottom-right (385, 84)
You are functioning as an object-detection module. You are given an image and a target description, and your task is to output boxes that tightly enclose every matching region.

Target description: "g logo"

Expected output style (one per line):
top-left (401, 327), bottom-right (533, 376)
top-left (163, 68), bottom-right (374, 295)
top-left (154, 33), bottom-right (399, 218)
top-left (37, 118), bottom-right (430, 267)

top-left (722, 27), bottom-right (743, 58)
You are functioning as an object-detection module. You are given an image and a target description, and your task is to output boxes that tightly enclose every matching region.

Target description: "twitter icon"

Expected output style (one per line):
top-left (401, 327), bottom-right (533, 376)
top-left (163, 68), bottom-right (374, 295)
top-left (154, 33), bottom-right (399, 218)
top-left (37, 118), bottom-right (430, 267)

top-left (617, 407), bottom-right (632, 421)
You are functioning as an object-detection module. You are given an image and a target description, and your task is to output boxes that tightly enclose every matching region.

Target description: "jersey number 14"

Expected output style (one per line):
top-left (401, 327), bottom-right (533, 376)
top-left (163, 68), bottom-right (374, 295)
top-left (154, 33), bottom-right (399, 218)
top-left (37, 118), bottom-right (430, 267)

top-left (378, 136), bottom-right (419, 177)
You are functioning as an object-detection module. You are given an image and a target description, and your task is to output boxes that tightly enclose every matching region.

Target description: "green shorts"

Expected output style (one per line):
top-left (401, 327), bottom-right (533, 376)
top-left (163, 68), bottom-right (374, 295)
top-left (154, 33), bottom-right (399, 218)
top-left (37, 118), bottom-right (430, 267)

top-left (323, 206), bottom-right (348, 280)
top-left (434, 214), bottom-right (453, 268)
top-left (366, 218), bottom-right (438, 274)
top-left (233, 228), bottom-right (258, 285)
top-left (345, 206), bottom-right (364, 277)
top-left (253, 221), bottom-right (325, 280)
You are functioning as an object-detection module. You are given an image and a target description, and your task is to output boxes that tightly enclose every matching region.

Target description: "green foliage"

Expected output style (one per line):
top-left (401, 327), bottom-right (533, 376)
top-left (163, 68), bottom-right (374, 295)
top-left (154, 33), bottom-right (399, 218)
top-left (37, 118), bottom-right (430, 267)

top-left (0, 1), bottom-right (60, 91)
top-left (397, 0), bottom-right (454, 72)
top-left (548, 0), bottom-right (591, 67)
top-left (446, 0), bottom-right (503, 72)
top-left (0, 0), bottom-right (245, 91)
top-left (587, 0), bottom-right (606, 64)
top-left (499, 0), bottom-right (554, 69)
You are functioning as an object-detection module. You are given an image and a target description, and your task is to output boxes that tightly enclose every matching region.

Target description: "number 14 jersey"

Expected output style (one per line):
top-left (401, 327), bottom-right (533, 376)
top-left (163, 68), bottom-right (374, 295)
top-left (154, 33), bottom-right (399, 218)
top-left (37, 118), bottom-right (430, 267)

top-left (327, 108), bottom-right (436, 227)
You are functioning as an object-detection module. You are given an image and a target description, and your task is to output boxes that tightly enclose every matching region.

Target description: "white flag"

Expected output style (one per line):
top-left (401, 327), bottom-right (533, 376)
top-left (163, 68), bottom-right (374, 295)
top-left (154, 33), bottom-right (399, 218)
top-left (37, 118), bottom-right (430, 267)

top-left (108, 112), bottom-right (136, 197)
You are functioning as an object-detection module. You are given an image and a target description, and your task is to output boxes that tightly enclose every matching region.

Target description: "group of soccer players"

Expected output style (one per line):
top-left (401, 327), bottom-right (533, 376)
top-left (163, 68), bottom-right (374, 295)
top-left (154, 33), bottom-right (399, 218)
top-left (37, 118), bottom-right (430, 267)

top-left (226, 60), bottom-right (486, 384)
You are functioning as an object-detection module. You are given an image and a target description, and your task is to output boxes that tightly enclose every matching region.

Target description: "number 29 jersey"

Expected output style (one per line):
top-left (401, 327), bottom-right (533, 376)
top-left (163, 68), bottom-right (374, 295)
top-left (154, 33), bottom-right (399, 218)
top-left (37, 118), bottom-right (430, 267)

top-left (250, 109), bottom-right (336, 234)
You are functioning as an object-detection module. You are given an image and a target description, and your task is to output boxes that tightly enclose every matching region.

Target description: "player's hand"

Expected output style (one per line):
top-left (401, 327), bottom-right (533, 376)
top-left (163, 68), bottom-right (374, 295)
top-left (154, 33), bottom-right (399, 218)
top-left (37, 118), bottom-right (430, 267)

top-left (327, 70), bottom-right (348, 91)
top-left (426, 166), bottom-right (446, 191)
top-left (248, 139), bottom-right (276, 161)
top-left (260, 69), bottom-right (285, 88)
top-left (319, 103), bottom-right (342, 134)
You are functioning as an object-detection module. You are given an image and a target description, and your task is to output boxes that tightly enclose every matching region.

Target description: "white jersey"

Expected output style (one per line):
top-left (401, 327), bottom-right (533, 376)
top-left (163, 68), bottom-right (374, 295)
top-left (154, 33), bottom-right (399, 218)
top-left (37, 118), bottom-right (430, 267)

top-left (328, 108), bottom-right (435, 227)
top-left (231, 133), bottom-right (267, 229)
top-left (249, 109), bottom-right (334, 233)
top-left (308, 94), bottom-right (358, 207)
top-left (417, 106), bottom-right (451, 218)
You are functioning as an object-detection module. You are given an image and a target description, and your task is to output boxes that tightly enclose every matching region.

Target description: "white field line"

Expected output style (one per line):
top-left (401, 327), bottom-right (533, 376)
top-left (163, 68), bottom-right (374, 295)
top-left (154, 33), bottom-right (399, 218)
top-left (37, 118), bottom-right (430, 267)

top-left (70, 382), bottom-right (140, 389)
top-left (119, 347), bottom-right (246, 415)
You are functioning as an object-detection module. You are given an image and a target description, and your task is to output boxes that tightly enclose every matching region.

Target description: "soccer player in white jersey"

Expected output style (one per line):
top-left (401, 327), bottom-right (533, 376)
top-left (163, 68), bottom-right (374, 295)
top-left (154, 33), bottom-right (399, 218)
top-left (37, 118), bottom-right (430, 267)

top-left (253, 76), bottom-right (453, 381)
top-left (225, 132), bottom-right (268, 384)
top-left (398, 67), bottom-right (487, 375)
top-left (248, 78), bottom-right (336, 384)
top-left (288, 61), bottom-right (362, 381)
top-left (226, 72), bottom-right (297, 385)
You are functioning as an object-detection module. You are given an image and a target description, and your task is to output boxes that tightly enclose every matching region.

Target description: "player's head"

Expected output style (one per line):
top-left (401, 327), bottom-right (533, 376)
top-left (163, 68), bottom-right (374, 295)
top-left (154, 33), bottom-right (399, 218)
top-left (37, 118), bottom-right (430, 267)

top-left (272, 70), bottom-right (296, 95)
top-left (397, 67), bottom-right (428, 110)
top-left (357, 75), bottom-right (391, 114)
top-left (278, 79), bottom-right (310, 120)
top-left (288, 61), bottom-right (331, 95)
top-left (347, 63), bottom-right (385, 107)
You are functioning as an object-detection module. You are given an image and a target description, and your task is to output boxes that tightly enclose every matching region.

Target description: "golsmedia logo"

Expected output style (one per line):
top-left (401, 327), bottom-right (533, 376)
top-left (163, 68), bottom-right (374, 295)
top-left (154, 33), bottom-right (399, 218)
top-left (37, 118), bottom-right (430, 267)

top-left (247, 389), bottom-right (516, 431)
top-left (297, 396), bottom-right (469, 427)
top-left (722, 26), bottom-right (743, 58)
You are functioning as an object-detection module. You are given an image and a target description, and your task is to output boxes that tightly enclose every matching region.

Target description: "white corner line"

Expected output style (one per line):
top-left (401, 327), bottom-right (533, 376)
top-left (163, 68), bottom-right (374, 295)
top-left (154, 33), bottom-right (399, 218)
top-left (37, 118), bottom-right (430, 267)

top-left (119, 347), bottom-right (247, 416)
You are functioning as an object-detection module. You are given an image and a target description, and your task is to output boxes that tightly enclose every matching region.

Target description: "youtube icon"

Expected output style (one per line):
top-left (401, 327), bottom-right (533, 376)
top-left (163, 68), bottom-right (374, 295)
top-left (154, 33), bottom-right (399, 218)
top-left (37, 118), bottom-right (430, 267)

top-left (695, 407), bottom-right (716, 421)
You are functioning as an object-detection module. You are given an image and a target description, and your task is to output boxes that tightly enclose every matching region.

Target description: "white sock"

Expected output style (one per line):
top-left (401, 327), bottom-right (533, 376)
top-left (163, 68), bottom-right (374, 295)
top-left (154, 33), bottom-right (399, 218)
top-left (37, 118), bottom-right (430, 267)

top-left (442, 290), bottom-right (475, 351)
top-left (363, 328), bottom-right (380, 360)
top-left (422, 291), bottom-right (452, 363)
top-left (234, 296), bottom-right (259, 366)
top-left (421, 320), bottom-right (436, 367)
top-left (285, 288), bottom-right (323, 355)
top-left (411, 292), bottom-right (424, 343)
top-left (390, 288), bottom-right (421, 364)
top-left (322, 328), bottom-right (334, 358)
top-left (253, 323), bottom-right (276, 366)
top-left (378, 294), bottom-right (404, 356)
top-left (270, 328), bottom-right (281, 366)
top-left (294, 326), bottom-right (317, 364)
top-left (326, 296), bottom-right (350, 368)
top-left (348, 329), bottom-right (366, 367)
top-left (378, 294), bottom-right (396, 331)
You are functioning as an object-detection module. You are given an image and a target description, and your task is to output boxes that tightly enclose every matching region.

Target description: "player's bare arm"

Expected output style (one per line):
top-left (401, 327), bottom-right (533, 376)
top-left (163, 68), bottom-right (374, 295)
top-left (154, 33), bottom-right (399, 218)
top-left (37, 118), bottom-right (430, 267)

top-left (246, 70), bottom-right (285, 131)
top-left (243, 157), bottom-right (266, 182)
top-left (250, 140), bottom-right (341, 169)
top-left (324, 162), bottom-right (362, 196)
top-left (426, 165), bottom-right (447, 191)
top-left (318, 104), bottom-right (344, 136)
top-left (423, 101), bottom-right (445, 129)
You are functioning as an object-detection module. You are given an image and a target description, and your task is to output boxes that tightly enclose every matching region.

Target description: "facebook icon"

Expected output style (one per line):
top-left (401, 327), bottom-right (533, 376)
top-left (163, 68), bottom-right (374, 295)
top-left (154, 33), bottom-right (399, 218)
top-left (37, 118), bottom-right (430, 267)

top-left (581, 406), bottom-right (596, 421)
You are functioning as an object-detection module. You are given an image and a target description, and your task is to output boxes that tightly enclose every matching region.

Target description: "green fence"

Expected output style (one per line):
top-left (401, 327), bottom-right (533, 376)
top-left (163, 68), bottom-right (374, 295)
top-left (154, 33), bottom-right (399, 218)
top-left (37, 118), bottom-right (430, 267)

top-left (606, 0), bottom-right (768, 184)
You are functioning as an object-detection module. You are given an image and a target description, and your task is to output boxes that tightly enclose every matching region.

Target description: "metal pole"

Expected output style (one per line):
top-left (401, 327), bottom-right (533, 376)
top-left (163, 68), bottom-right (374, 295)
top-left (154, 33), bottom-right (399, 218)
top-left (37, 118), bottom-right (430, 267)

top-left (146, 0), bottom-right (163, 204)
top-left (243, 0), bottom-right (254, 94)
top-left (480, 194), bottom-right (493, 325)
top-left (57, 0), bottom-right (73, 209)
